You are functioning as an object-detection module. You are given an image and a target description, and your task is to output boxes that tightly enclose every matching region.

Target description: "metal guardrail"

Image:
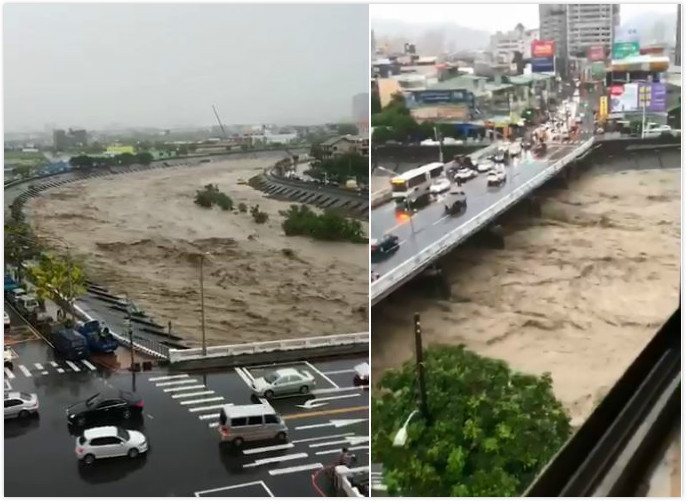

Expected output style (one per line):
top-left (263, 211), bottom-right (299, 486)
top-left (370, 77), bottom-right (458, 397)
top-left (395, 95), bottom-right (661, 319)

top-left (371, 138), bottom-right (595, 303)
top-left (168, 332), bottom-right (368, 363)
top-left (266, 168), bottom-right (368, 200)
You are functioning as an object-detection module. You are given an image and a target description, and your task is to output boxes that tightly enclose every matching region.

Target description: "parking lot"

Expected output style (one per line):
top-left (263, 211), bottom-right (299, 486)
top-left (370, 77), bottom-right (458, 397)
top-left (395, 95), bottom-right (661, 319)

top-left (4, 328), bottom-right (368, 497)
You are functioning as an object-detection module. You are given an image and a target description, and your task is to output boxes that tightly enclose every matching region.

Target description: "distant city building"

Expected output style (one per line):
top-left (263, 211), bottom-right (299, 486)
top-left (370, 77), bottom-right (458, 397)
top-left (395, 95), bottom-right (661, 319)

top-left (490, 24), bottom-right (539, 64)
top-left (52, 128), bottom-right (88, 150)
top-left (539, 4), bottom-right (567, 61)
top-left (320, 135), bottom-right (368, 159)
top-left (352, 92), bottom-right (369, 123)
top-left (566, 4), bottom-right (619, 58)
top-left (404, 42), bottom-right (416, 55)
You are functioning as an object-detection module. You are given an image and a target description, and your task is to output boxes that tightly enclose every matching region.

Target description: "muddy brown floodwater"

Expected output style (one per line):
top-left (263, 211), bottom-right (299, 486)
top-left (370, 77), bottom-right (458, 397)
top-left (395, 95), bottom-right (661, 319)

top-left (372, 165), bottom-right (680, 427)
top-left (27, 157), bottom-right (368, 347)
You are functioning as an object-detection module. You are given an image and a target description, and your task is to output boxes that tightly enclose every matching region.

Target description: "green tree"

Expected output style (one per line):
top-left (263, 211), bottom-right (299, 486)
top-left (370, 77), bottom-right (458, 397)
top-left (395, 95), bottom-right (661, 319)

top-left (337, 123), bottom-right (359, 136)
top-left (28, 253), bottom-right (86, 308)
top-left (4, 223), bottom-right (42, 282)
top-left (135, 152), bottom-right (154, 165)
top-left (372, 345), bottom-right (571, 497)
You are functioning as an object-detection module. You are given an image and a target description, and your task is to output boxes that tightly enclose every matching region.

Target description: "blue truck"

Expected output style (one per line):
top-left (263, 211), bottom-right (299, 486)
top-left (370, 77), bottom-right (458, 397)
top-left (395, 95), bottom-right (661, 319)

top-left (76, 320), bottom-right (118, 354)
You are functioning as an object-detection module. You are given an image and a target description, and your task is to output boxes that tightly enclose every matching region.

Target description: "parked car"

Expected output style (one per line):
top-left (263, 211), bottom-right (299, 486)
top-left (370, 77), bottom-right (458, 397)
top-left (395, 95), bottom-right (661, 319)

top-left (4, 312), bottom-right (9, 332)
top-left (251, 368), bottom-right (316, 398)
top-left (429, 177), bottom-right (451, 195)
top-left (75, 426), bottom-right (148, 465)
top-left (67, 391), bottom-right (144, 428)
top-left (4, 391), bottom-right (39, 419)
top-left (371, 234), bottom-right (400, 261)
top-left (353, 362), bottom-right (370, 387)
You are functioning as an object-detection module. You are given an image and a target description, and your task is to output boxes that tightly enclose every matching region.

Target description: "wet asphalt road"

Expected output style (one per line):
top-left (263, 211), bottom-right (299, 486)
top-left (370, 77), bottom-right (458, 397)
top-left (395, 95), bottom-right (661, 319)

top-left (5, 303), bottom-right (368, 496)
top-left (4, 334), bottom-right (369, 496)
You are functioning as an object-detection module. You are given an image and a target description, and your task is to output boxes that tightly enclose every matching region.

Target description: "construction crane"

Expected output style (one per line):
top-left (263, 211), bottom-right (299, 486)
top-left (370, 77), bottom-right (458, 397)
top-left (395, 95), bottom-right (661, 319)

top-left (211, 105), bottom-right (228, 140)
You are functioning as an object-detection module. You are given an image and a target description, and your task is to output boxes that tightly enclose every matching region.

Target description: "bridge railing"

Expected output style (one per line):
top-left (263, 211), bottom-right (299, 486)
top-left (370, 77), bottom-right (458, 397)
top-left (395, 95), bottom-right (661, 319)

top-left (371, 138), bottom-right (595, 302)
top-left (168, 332), bottom-right (369, 363)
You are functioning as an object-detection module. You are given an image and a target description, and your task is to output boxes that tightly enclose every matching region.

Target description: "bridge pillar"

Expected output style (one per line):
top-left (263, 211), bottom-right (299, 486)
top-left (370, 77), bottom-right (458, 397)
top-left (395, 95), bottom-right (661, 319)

top-left (423, 264), bottom-right (451, 300)
top-left (485, 225), bottom-right (505, 249)
top-left (527, 196), bottom-right (542, 217)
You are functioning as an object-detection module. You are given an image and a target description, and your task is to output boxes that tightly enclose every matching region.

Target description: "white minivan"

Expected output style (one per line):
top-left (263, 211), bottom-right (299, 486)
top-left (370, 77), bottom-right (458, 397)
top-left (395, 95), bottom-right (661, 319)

top-left (217, 403), bottom-right (288, 447)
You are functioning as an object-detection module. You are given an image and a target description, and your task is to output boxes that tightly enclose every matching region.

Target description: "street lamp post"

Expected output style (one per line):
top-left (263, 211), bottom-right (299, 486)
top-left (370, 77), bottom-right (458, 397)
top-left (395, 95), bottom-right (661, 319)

top-left (393, 409), bottom-right (420, 447)
top-left (125, 293), bottom-right (135, 370)
top-left (414, 312), bottom-right (430, 424)
top-left (199, 252), bottom-right (210, 357)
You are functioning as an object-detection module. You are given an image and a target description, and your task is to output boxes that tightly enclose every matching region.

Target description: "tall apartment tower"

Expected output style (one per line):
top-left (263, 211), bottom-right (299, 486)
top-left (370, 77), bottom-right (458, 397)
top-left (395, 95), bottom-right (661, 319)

top-left (539, 4), bottom-right (567, 59)
top-left (565, 4), bottom-right (620, 58)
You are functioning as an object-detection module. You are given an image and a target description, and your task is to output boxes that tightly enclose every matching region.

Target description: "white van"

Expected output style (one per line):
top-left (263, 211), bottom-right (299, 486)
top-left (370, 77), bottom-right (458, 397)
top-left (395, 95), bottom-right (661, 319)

top-left (217, 403), bottom-right (288, 447)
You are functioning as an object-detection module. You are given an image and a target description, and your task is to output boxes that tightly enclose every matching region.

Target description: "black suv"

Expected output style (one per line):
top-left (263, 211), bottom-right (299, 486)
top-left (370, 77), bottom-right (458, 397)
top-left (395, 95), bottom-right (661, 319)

top-left (371, 235), bottom-right (400, 262)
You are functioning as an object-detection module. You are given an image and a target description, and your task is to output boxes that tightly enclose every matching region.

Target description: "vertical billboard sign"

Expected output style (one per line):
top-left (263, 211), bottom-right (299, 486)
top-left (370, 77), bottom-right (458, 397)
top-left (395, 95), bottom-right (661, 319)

top-left (587, 45), bottom-right (605, 61)
top-left (599, 96), bottom-right (609, 120)
top-left (531, 40), bottom-right (556, 73)
top-left (610, 83), bottom-right (639, 112)
top-left (638, 82), bottom-right (667, 112)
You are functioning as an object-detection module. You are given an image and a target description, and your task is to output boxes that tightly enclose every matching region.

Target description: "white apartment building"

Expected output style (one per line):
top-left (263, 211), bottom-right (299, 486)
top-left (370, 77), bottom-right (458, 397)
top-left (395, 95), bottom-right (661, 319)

top-left (565, 4), bottom-right (620, 58)
top-left (490, 24), bottom-right (539, 64)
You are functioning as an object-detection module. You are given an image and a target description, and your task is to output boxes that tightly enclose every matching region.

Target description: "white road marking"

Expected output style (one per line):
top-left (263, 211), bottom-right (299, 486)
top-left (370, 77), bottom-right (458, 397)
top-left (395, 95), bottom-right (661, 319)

top-left (243, 443), bottom-right (294, 455)
top-left (297, 393), bottom-right (360, 409)
top-left (179, 396), bottom-right (224, 406)
top-left (322, 369), bottom-right (356, 375)
top-left (198, 413), bottom-right (220, 421)
top-left (50, 361), bottom-right (58, 367)
top-left (315, 444), bottom-right (369, 456)
top-left (34, 363), bottom-right (44, 371)
top-left (312, 385), bottom-right (368, 396)
top-left (207, 422), bottom-right (219, 428)
top-left (18, 365), bottom-right (32, 377)
top-left (148, 374), bottom-right (189, 382)
top-left (189, 404), bottom-right (226, 413)
top-left (156, 379), bottom-right (198, 387)
top-left (269, 463), bottom-right (323, 476)
top-left (163, 385), bottom-right (205, 393)
top-left (244, 452), bottom-right (308, 468)
top-left (295, 418), bottom-right (368, 431)
top-left (171, 391), bottom-right (215, 399)
top-left (309, 436), bottom-right (368, 448)
top-left (41, 371), bottom-right (48, 375)
top-left (4, 368), bottom-right (16, 379)
top-left (432, 215), bottom-right (450, 226)
top-left (292, 433), bottom-right (354, 444)
top-left (304, 361), bottom-right (338, 389)
top-left (234, 367), bottom-right (254, 387)
top-left (57, 368), bottom-right (65, 373)
top-left (65, 360), bottom-right (81, 372)
top-left (194, 481), bottom-right (274, 497)
top-left (82, 360), bottom-right (97, 371)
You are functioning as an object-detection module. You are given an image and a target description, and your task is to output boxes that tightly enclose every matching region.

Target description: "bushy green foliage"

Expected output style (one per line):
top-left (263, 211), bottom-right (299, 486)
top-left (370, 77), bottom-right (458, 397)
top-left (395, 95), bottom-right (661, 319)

top-left (304, 152), bottom-right (368, 185)
top-left (238, 202), bottom-right (248, 213)
top-left (194, 184), bottom-right (233, 210)
top-left (280, 204), bottom-right (365, 243)
top-left (69, 151), bottom-right (154, 168)
top-left (372, 345), bottom-right (571, 497)
top-left (250, 205), bottom-right (269, 224)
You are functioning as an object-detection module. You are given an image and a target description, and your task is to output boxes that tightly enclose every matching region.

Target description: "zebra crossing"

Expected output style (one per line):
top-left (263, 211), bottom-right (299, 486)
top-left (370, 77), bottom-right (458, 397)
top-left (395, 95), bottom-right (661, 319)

top-left (3, 359), bottom-right (98, 379)
top-left (148, 373), bottom-right (226, 427)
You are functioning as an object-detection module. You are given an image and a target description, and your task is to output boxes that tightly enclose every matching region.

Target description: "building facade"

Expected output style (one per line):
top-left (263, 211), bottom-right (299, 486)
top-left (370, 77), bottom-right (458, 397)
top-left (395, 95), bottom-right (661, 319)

top-left (490, 24), bottom-right (539, 65)
top-left (566, 4), bottom-right (619, 58)
top-left (52, 128), bottom-right (88, 150)
top-left (352, 93), bottom-right (369, 123)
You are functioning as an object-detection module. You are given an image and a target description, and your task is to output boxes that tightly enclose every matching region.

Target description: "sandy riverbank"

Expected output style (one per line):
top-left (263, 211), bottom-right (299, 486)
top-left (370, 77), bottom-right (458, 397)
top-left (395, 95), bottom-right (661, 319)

top-left (372, 167), bottom-right (680, 426)
top-left (27, 158), bottom-right (368, 347)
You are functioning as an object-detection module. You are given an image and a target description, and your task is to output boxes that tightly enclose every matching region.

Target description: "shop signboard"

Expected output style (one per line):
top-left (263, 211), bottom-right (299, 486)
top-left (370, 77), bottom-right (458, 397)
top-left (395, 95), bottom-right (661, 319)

top-left (610, 83), bottom-right (639, 112)
top-left (587, 45), bottom-right (605, 61)
top-left (532, 56), bottom-right (555, 73)
top-left (599, 96), bottom-right (609, 119)
top-left (590, 62), bottom-right (606, 80)
top-left (612, 41), bottom-right (640, 60)
top-left (532, 40), bottom-right (556, 58)
top-left (638, 82), bottom-right (667, 112)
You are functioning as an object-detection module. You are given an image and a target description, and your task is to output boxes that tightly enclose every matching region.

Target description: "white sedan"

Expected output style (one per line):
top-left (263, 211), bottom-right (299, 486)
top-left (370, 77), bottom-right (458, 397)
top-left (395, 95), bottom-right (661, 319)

top-left (4, 392), bottom-right (39, 419)
top-left (487, 168), bottom-right (507, 186)
top-left (476, 159), bottom-right (494, 173)
top-left (76, 426), bottom-right (148, 464)
top-left (455, 168), bottom-right (477, 182)
top-left (430, 177), bottom-right (451, 195)
top-left (251, 368), bottom-right (316, 398)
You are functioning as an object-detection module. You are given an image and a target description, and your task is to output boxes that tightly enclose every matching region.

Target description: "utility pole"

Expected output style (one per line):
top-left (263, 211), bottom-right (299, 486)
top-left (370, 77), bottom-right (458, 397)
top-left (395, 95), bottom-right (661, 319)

top-left (199, 253), bottom-right (207, 357)
top-left (125, 294), bottom-right (135, 370)
top-left (414, 312), bottom-right (430, 424)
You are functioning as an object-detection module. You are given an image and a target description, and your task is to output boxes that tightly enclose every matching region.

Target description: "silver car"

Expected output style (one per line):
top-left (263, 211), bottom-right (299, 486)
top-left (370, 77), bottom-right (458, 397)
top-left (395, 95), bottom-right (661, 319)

top-left (251, 368), bottom-right (316, 398)
top-left (4, 391), bottom-right (39, 419)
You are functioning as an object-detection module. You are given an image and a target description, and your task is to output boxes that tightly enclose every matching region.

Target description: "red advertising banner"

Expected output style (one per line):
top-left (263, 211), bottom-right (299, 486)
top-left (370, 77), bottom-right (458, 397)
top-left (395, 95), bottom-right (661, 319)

top-left (587, 45), bottom-right (605, 61)
top-left (532, 40), bottom-right (555, 58)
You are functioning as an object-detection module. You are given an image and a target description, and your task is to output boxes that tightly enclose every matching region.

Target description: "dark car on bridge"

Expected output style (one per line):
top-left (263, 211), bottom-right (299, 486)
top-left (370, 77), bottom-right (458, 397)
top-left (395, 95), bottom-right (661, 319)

top-left (371, 235), bottom-right (400, 262)
top-left (67, 391), bottom-right (144, 428)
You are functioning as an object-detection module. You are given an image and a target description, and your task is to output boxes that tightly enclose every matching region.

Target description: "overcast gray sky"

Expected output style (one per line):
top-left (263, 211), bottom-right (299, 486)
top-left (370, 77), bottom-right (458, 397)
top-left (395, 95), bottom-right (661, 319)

top-left (371, 3), bottom-right (678, 33)
top-left (4, 4), bottom-right (368, 132)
